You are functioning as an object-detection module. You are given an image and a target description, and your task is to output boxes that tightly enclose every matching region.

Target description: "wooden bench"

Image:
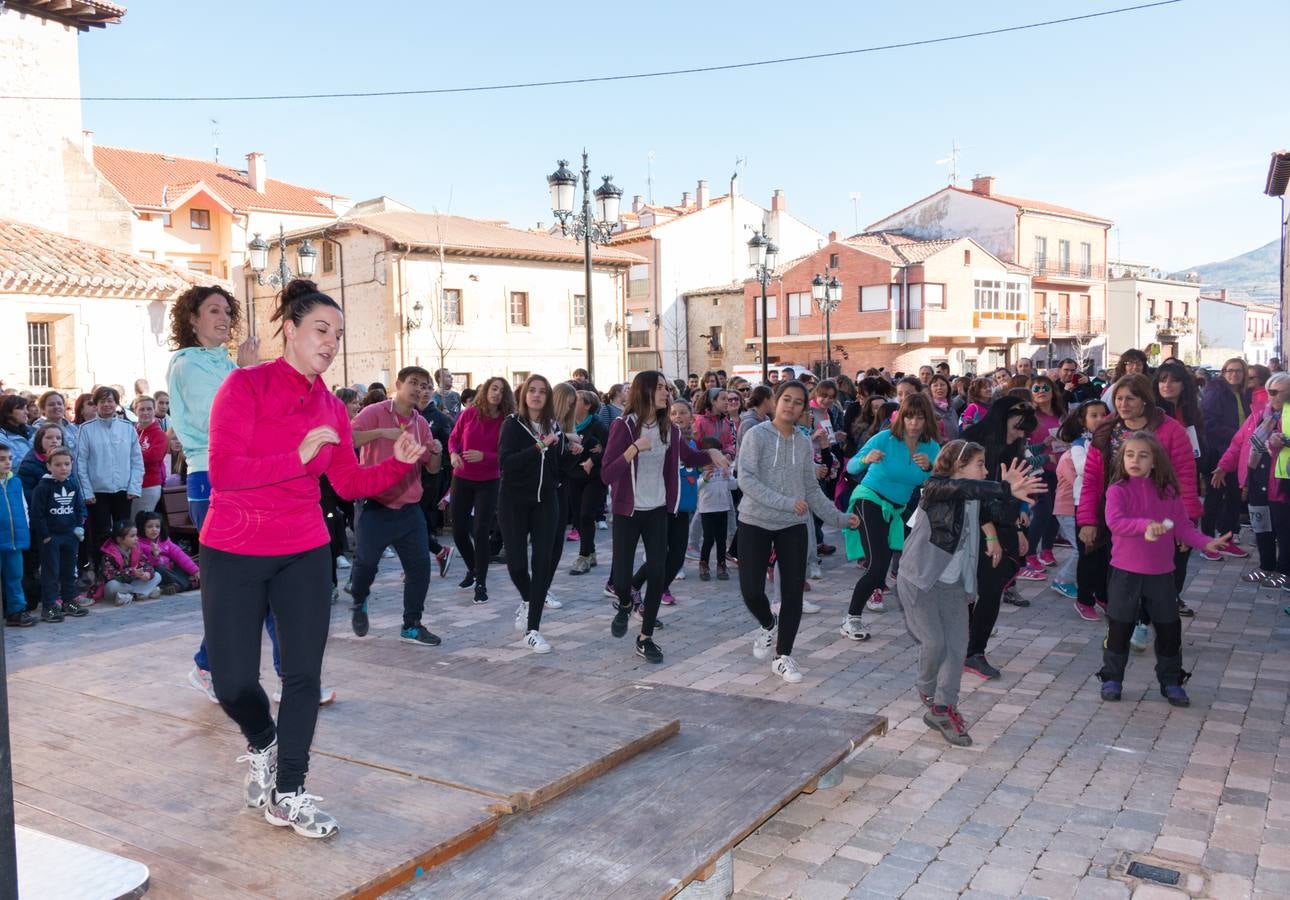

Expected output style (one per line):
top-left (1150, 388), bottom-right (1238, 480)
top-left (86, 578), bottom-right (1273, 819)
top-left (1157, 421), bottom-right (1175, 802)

top-left (160, 484), bottom-right (198, 539)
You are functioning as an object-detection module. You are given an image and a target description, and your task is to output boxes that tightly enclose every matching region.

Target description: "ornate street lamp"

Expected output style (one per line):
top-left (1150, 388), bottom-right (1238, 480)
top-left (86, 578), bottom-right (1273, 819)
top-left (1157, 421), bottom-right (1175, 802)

top-left (748, 230), bottom-right (779, 384)
top-left (812, 271), bottom-right (842, 377)
top-left (247, 224), bottom-right (317, 288)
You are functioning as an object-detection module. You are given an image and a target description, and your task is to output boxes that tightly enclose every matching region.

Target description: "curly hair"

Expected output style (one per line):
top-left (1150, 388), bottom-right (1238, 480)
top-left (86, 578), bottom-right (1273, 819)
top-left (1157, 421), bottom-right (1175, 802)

top-left (169, 285), bottom-right (240, 350)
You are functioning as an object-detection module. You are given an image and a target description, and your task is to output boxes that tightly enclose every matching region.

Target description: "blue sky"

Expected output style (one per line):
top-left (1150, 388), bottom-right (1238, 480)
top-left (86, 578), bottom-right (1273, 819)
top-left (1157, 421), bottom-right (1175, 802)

top-left (75, 0), bottom-right (1287, 271)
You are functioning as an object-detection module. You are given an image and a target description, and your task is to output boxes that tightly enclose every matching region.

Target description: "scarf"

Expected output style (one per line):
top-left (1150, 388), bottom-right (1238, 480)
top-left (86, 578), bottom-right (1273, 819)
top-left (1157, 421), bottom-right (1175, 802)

top-left (574, 413), bottom-right (595, 434)
top-left (844, 483), bottom-right (906, 561)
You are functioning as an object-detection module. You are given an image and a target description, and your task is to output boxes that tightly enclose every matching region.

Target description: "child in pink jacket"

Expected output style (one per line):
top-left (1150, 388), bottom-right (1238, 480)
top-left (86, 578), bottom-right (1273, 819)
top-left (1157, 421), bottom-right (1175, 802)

top-left (136, 510), bottom-right (199, 594)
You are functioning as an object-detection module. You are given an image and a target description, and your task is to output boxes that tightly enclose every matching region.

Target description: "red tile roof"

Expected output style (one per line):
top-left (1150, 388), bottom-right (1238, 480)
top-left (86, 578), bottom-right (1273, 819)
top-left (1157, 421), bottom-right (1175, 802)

top-left (948, 187), bottom-right (1112, 225)
top-left (0, 218), bottom-right (226, 296)
top-left (843, 232), bottom-right (961, 265)
top-left (9, 0), bottom-right (125, 29)
top-left (611, 195), bottom-right (733, 243)
top-left (93, 146), bottom-right (344, 217)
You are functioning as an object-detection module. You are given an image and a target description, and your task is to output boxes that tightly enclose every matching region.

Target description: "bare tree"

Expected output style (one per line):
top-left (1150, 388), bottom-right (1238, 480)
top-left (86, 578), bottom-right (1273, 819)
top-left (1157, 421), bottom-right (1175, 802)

top-left (424, 215), bottom-right (462, 377)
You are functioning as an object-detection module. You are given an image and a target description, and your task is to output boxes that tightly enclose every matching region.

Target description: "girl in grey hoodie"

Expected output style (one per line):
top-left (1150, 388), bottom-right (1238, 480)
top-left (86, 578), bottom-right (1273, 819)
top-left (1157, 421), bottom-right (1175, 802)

top-left (736, 381), bottom-right (859, 683)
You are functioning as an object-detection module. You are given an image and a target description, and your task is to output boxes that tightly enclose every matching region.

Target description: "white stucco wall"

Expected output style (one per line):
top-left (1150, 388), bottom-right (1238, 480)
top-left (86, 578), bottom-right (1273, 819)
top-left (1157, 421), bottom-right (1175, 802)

top-left (870, 190), bottom-right (1018, 262)
top-left (1197, 298), bottom-right (1245, 366)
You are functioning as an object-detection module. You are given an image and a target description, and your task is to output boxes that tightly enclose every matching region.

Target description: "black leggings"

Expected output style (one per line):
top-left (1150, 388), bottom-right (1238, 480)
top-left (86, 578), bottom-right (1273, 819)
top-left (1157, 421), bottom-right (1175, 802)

top-left (201, 544), bottom-right (331, 794)
top-left (700, 512), bottom-right (728, 565)
top-left (450, 476), bottom-right (499, 584)
top-left (632, 511), bottom-right (689, 593)
top-left (499, 497), bottom-right (559, 631)
top-left (737, 522), bottom-right (808, 657)
top-left (967, 530), bottom-right (1020, 658)
top-left (1201, 468), bottom-right (1242, 537)
top-left (1100, 568), bottom-right (1184, 685)
top-left (848, 499), bottom-right (897, 616)
top-left (1076, 538), bottom-right (1109, 609)
top-left (89, 491), bottom-right (131, 564)
top-left (612, 508), bottom-right (668, 636)
top-left (568, 479), bottom-right (605, 557)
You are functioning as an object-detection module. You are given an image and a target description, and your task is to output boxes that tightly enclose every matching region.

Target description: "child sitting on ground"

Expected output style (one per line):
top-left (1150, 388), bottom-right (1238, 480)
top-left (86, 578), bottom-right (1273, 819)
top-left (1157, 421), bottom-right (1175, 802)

top-left (136, 510), bottom-right (199, 595)
top-left (96, 519), bottom-right (161, 606)
top-left (1097, 431), bottom-right (1230, 707)
top-left (29, 446), bottom-right (89, 621)
top-left (696, 435), bottom-right (737, 581)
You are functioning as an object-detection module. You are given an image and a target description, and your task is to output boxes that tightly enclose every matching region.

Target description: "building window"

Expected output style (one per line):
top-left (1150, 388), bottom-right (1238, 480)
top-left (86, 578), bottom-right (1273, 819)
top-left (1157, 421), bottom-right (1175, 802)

top-left (1058, 239), bottom-right (1071, 273)
top-left (707, 325), bottom-right (723, 352)
top-left (187, 260), bottom-right (213, 274)
top-left (628, 351), bottom-right (660, 371)
top-left (572, 294), bottom-right (587, 329)
top-left (963, 249), bottom-right (971, 266)
top-left (322, 241), bottom-right (335, 274)
top-left (161, 213), bottom-right (172, 228)
top-left (973, 279), bottom-right (1002, 311)
top-left (712, 297), bottom-right (720, 306)
top-left (27, 320), bottom-right (52, 387)
top-left (860, 285), bottom-right (887, 311)
top-left (787, 292), bottom-right (810, 335)
top-left (924, 283), bottom-right (945, 309)
top-left (1004, 280), bottom-right (1026, 313)
top-left (1079, 242), bottom-right (1092, 277)
top-left (189, 208), bottom-right (211, 230)
top-left (890, 284), bottom-right (903, 308)
top-left (829, 252), bottom-right (839, 269)
top-left (442, 289), bottom-right (462, 325)
top-left (509, 291), bottom-right (529, 327)
top-left (512, 371), bottom-right (530, 386)
top-left (1147, 298), bottom-right (1156, 319)
top-left (627, 330), bottom-right (650, 348)
top-left (452, 372), bottom-right (472, 389)
top-left (1035, 291), bottom-right (1047, 316)
top-left (1034, 235), bottom-right (1047, 268)
top-left (628, 264), bottom-right (649, 299)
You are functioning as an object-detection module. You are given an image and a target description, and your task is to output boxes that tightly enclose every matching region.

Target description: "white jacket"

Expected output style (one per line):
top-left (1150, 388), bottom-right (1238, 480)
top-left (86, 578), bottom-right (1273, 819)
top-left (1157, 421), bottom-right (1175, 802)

top-left (75, 416), bottom-right (144, 497)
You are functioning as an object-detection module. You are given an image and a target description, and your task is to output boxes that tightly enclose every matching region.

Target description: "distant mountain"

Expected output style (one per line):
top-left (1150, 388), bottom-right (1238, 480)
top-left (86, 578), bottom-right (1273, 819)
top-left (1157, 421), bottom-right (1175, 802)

top-left (1174, 240), bottom-right (1280, 305)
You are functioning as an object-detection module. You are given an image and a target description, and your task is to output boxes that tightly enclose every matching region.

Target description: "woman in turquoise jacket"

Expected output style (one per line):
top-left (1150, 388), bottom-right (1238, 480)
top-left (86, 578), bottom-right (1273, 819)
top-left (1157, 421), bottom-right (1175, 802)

top-left (840, 393), bottom-right (940, 640)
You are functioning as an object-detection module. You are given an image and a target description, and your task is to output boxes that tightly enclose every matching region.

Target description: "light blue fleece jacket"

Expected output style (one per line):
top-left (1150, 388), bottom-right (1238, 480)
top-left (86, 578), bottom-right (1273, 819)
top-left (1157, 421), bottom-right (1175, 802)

top-left (75, 416), bottom-right (143, 497)
top-left (845, 429), bottom-right (939, 505)
top-left (166, 346), bottom-right (236, 473)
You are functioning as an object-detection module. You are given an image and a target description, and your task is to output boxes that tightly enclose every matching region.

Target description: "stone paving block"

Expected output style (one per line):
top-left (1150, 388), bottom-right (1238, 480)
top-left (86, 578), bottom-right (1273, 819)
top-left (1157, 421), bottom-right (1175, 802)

top-left (809, 856), bottom-right (871, 887)
top-left (855, 862), bottom-right (919, 896)
top-left (1023, 868), bottom-right (1080, 899)
top-left (1037, 849), bottom-right (1091, 876)
top-left (791, 878), bottom-right (851, 900)
top-left (1207, 871), bottom-right (1254, 899)
top-left (917, 860), bottom-right (977, 892)
top-left (1072, 876), bottom-right (1132, 899)
top-left (899, 884), bottom-right (960, 900)
top-left (744, 860), bottom-right (813, 899)
top-left (969, 863), bottom-right (1030, 895)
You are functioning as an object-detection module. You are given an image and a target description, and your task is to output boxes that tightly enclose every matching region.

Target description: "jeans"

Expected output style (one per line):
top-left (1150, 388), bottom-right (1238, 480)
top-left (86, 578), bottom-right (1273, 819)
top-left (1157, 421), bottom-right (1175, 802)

top-left (1026, 470), bottom-right (1059, 554)
top-left (450, 476), bottom-right (499, 584)
top-left (349, 500), bottom-right (431, 629)
top-left (130, 485), bottom-right (162, 521)
top-left (736, 521), bottom-right (808, 657)
top-left (612, 508), bottom-right (669, 636)
top-left (499, 497), bottom-right (559, 631)
top-left (186, 470), bottom-right (212, 529)
top-left (39, 533), bottom-right (79, 609)
top-left (1053, 515), bottom-right (1078, 585)
top-left (1, 548), bottom-right (25, 615)
top-left (202, 544), bottom-right (331, 794)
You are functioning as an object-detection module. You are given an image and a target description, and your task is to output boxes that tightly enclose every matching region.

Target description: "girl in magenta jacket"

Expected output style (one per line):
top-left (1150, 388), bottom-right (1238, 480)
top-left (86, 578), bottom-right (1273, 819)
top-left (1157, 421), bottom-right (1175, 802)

top-left (446, 377), bottom-right (513, 604)
top-left (136, 509), bottom-right (199, 594)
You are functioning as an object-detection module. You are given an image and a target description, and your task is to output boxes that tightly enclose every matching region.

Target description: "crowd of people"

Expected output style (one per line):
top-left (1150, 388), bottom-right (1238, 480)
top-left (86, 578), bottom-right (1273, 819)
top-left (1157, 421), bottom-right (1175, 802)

top-left (2, 278), bottom-right (1287, 837)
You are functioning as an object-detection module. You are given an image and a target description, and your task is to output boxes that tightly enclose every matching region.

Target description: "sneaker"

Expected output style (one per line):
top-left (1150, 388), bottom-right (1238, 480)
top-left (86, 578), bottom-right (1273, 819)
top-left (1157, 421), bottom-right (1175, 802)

top-left (1095, 597), bottom-right (1108, 613)
top-left (62, 601), bottom-right (88, 618)
top-left (188, 666), bottom-right (219, 703)
top-left (923, 705), bottom-right (972, 746)
top-left (630, 601), bottom-right (664, 629)
top-left (569, 554), bottom-right (591, 575)
top-left (113, 592), bottom-right (134, 607)
top-left (330, 586), bottom-right (339, 604)
top-left (525, 630), bottom-right (552, 653)
top-left (160, 583), bottom-right (180, 596)
top-left (545, 593), bottom-right (562, 609)
top-left (801, 598), bottom-right (821, 614)
top-left (660, 590), bottom-right (676, 606)
top-left (458, 573), bottom-right (476, 590)
top-left (1129, 624), bottom-right (1149, 653)
top-left (514, 602), bottom-right (529, 632)
top-left (1100, 680), bottom-right (1122, 701)
top-left (963, 654), bottom-right (1002, 680)
top-left (1038, 549), bottom-right (1057, 567)
top-left (1016, 566), bottom-right (1046, 582)
top-left (473, 583), bottom-right (488, 605)
top-left (818, 543), bottom-right (836, 556)
top-left (1074, 601), bottom-right (1100, 622)
top-left (866, 590), bottom-right (886, 613)
top-left (351, 605), bottom-right (369, 637)
top-left (589, 550), bottom-right (599, 568)
top-left (40, 607), bottom-right (64, 623)
top-left (1161, 684), bottom-right (1190, 707)
top-left (917, 689), bottom-right (934, 707)
top-left (399, 624), bottom-right (441, 646)
top-left (270, 682), bottom-right (337, 705)
top-left (567, 528), bottom-right (580, 543)
top-left (264, 788), bottom-right (338, 839)
top-left (382, 546), bottom-right (396, 559)
top-left (636, 636), bottom-right (664, 663)
top-left (1002, 585), bottom-right (1031, 606)
top-left (1052, 582), bottom-right (1078, 600)
top-left (1219, 544), bottom-right (1250, 559)
top-left (435, 546), bottom-right (455, 578)
top-left (753, 618), bottom-right (776, 660)
top-left (236, 739), bottom-right (277, 808)
top-left (809, 563), bottom-right (822, 580)
top-left (685, 545), bottom-right (700, 561)
top-left (673, 567), bottom-right (684, 580)
top-left (716, 564), bottom-right (729, 581)
top-left (1177, 600), bottom-right (1195, 618)
top-left (336, 554), bottom-right (351, 570)
top-left (146, 587), bottom-right (161, 600)
top-left (802, 580), bottom-right (812, 592)
top-left (611, 602), bottom-right (631, 638)
top-left (840, 615), bottom-right (870, 641)
top-left (1200, 550), bottom-right (1223, 562)
top-left (726, 552), bottom-right (738, 566)
top-left (602, 580), bottom-right (618, 599)
top-left (596, 520), bottom-right (608, 530)
top-left (699, 562), bottom-right (711, 581)
top-left (772, 655), bottom-right (803, 683)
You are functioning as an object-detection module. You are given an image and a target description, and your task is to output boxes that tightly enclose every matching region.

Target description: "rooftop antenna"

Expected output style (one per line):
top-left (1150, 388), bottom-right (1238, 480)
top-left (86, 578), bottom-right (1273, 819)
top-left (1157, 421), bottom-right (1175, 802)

top-left (210, 118), bottom-right (220, 163)
top-left (646, 150), bottom-right (655, 204)
top-left (849, 192), bottom-right (862, 234)
top-left (935, 139), bottom-right (961, 186)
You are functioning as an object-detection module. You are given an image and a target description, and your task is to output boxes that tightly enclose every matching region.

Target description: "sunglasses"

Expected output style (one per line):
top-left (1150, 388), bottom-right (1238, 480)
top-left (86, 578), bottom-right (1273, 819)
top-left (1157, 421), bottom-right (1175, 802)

top-left (1031, 385), bottom-right (1052, 393)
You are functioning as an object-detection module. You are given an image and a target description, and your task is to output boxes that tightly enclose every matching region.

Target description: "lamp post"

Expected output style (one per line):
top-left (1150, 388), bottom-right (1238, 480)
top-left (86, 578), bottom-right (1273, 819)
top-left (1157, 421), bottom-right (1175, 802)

top-left (247, 224), bottom-right (317, 290)
top-left (548, 152), bottom-right (623, 386)
top-left (747, 230), bottom-right (779, 384)
top-left (811, 271), bottom-right (842, 378)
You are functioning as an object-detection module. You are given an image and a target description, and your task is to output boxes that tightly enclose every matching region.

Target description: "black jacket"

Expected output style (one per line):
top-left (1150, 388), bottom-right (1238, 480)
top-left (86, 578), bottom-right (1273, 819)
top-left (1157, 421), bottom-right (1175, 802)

top-left (30, 474), bottom-right (86, 542)
top-left (498, 414), bottom-right (566, 503)
top-left (568, 418), bottom-right (608, 484)
top-left (919, 476), bottom-right (1019, 554)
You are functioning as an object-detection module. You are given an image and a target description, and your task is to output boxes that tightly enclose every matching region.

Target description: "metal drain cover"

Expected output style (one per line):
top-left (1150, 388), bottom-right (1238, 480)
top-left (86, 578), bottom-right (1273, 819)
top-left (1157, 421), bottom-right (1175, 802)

top-left (1127, 860), bottom-right (1181, 885)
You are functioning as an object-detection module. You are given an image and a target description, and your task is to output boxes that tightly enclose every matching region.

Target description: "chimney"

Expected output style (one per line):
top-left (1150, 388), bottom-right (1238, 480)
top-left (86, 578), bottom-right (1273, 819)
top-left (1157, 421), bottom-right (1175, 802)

top-left (828, 230), bottom-right (839, 242)
top-left (632, 194), bottom-right (644, 213)
top-left (246, 152), bottom-right (266, 193)
top-left (1220, 289), bottom-right (1227, 301)
top-left (681, 191), bottom-right (693, 208)
top-left (730, 172), bottom-right (740, 198)
top-left (970, 175), bottom-right (995, 196)
top-left (81, 130), bottom-right (94, 164)
top-left (771, 189), bottom-right (785, 212)
top-left (696, 180), bottom-right (709, 209)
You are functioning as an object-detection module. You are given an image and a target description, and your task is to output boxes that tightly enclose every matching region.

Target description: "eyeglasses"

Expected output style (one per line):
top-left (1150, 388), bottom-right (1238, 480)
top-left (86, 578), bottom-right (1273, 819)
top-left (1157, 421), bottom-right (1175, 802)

top-left (737, 387), bottom-right (750, 393)
top-left (1031, 385), bottom-right (1052, 393)
top-left (1222, 368), bottom-right (1244, 375)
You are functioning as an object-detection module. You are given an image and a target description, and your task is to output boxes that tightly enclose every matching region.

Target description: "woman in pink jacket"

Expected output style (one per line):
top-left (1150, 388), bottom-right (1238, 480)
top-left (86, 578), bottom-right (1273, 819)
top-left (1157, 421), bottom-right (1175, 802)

top-left (1078, 375), bottom-right (1200, 637)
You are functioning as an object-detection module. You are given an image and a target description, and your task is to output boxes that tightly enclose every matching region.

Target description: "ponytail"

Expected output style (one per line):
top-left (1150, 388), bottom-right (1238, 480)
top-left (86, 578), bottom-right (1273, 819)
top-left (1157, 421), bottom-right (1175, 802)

top-left (270, 279), bottom-right (341, 337)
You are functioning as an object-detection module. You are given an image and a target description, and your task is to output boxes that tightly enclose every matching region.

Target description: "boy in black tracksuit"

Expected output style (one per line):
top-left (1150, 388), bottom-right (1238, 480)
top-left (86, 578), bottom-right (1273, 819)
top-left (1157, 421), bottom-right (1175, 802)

top-left (29, 448), bottom-right (89, 621)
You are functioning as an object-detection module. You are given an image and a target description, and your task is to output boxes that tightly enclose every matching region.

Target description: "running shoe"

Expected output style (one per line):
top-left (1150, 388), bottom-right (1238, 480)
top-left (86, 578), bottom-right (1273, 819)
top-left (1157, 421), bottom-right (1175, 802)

top-left (1038, 549), bottom-right (1057, 567)
top-left (435, 546), bottom-right (455, 578)
top-left (1016, 566), bottom-right (1047, 582)
top-left (685, 545), bottom-right (700, 561)
top-left (545, 593), bottom-right (563, 609)
top-left (1051, 582), bottom-right (1078, 600)
top-left (1161, 684), bottom-right (1190, 707)
top-left (264, 788), bottom-right (339, 839)
top-left (473, 583), bottom-right (488, 605)
top-left (1219, 545), bottom-right (1250, 559)
top-left (400, 624), bottom-right (441, 646)
top-left (567, 528), bottom-right (580, 543)
top-left (62, 600), bottom-right (88, 618)
top-left (525, 630), bottom-right (551, 654)
top-left (772, 655), bottom-right (803, 683)
top-left (1002, 585), bottom-right (1031, 606)
top-left (636, 637), bottom-right (664, 664)
top-left (382, 547), bottom-right (396, 559)
top-left (716, 564), bottom-right (730, 581)
top-left (1200, 550), bottom-right (1223, 562)
top-left (611, 602), bottom-right (631, 638)
top-left (753, 617), bottom-right (776, 659)
top-left (602, 580), bottom-right (617, 599)
top-left (188, 666), bottom-right (219, 703)
top-left (917, 689), bottom-right (934, 707)
top-left (840, 615), bottom-right (870, 641)
top-left (458, 573), bottom-right (476, 589)
top-left (569, 555), bottom-right (591, 575)
top-left (1129, 624), bottom-right (1149, 652)
top-left (237, 739), bottom-right (277, 808)
top-left (801, 598), bottom-right (821, 614)
top-left (866, 590), bottom-right (886, 613)
top-left (351, 604), bottom-right (368, 637)
top-left (1074, 601), bottom-right (1100, 622)
top-left (1100, 680), bottom-right (1122, 702)
top-left (40, 607), bottom-right (64, 623)
top-left (271, 682), bottom-right (337, 705)
top-left (964, 654), bottom-right (1001, 680)
top-left (660, 590), bottom-right (676, 606)
top-left (1177, 600), bottom-right (1195, 618)
top-left (924, 705), bottom-right (972, 746)
top-left (809, 563), bottom-right (822, 580)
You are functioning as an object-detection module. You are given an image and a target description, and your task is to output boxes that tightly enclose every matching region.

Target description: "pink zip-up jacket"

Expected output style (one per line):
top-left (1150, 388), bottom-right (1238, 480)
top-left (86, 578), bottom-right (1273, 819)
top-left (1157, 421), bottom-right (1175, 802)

top-left (1053, 450), bottom-right (1077, 517)
top-left (98, 539), bottom-right (153, 584)
top-left (446, 405), bottom-right (504, 482)
top-left (1105, 476), bottom-right (1213, 574)
top-left (1078, 412), bottom-right (1200, 528)
top-left (139, 535), bottom-right (198, 576)
top-left (203, 357), bottom-right (410, 556)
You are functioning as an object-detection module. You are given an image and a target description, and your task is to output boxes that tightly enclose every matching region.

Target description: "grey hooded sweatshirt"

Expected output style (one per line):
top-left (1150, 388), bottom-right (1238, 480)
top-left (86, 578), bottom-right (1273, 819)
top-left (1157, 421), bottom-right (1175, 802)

top-left (736, 420), bottom-right (850, 532)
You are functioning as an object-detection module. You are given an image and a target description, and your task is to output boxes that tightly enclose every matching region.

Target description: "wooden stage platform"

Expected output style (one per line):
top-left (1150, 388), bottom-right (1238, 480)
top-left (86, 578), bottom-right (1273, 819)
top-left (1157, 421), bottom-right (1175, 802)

top-left (7, 634), bottom-right (884, 898)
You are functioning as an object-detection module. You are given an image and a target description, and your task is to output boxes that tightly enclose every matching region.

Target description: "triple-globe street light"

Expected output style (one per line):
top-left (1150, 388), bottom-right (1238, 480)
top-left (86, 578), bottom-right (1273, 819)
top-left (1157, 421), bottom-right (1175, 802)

top-left (811, 271), bottom-right (842, 377)
top-left (747, 231), bottom-right (779, 385)
top-left (247, 224), bottom-right (317, 290)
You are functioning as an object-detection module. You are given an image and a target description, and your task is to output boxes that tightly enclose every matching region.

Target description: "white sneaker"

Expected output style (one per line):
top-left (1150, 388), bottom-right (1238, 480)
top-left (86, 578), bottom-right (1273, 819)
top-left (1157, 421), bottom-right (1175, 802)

top-left (1129, 623), bottom-right (1149, 653)
top-left (596, 520), bottom-right (607, 531)
top-left (545, 593), bottom-right (563, 609)
top-left (114, 592), bottom-right (134, 607)
top-left (146, 588), bottom-right (162, 599)
top-left (382, 547), bottom-right (396, 559)
top-left (515, 602), bottom-right (528, 632)
top-left (810, 564), bottom-right (822, 580)
top-left (753, 619), bottom-right (776, 660)
top-left (840, 615), bottom-right (870, 641)
top-left (236, 739), bottom-right (277, 808)
top-left (188, 666), bottom-right (219, 703)
top-left (602, 582), bottom-right (618, 599)
top-left (264, 788), bottom-right (338, 839)
top-left (801, 598), bottom-right (821, 614)
top-left (866, 591), bottom-right (887, 613)
top-left (336, 555), bottom-right (351, 569)
top-left (772, 655), bottom-right (803, 683)
top-left (674, 568), bottom-right (686, 581)
top-left (525, 630), bottom-right (552, 654)
top-left (271, 682), bottom-right (338, 705)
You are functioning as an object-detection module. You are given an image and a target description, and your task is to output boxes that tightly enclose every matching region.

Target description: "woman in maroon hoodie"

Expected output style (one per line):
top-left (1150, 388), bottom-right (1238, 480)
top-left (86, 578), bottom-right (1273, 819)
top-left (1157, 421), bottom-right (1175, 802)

top-left (130, 394), bottom-right (168, 519)
top-left (601, 371), bottom-right (728, 664)
top-left (203, 280), bottom-right (424, 839)
top-left (446, 376), bottom-right (514, 604)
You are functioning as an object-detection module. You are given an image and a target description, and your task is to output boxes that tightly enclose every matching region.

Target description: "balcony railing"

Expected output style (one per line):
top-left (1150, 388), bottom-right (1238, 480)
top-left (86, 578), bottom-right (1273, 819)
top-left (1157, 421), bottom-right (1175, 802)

top-left (897, 306), bottom-right (924, 331)
top-left (1152, 316), bottom-right (1193, 336)
top-left (1030, 315), bottom-right (1106, 338)
top-left (1030, 258), bottom-right (1106, 281)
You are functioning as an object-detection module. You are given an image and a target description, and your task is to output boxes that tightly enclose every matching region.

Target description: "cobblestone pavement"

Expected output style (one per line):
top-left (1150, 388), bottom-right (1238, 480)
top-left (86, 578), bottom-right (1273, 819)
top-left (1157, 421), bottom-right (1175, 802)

top-left (6, 530), bottom-right (1289, 899)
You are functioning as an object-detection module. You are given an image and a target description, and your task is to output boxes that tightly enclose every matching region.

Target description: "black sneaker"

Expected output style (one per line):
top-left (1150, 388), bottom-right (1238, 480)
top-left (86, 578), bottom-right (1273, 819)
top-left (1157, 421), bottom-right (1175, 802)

top-left (351, 606), bottom-right (369, 637)
top-left (399, 624), bottom-right (441, 646)
top-left (636, 637), bottom-right (664, 664)
top-left (964, 654), bottom-right (1002, 680)
top-left (40, 607), bottom-right (64, 623)
top-left (4, 611), bottom-right (37, 627)
top-left (435, 547), bottom-right (454, 579)
top-left (473, 583), bottom-right (488, 604)
top-left (458, 573), bottom-right (476, 590)
top-left (62, 601), bottom-right (89, 618)
top-left (1002, 586), bottom-right (1030, 607)
top-left (610, 602), bottom-right (631, 638)
top-left (1177, 600), bottom-right (1195, 618)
